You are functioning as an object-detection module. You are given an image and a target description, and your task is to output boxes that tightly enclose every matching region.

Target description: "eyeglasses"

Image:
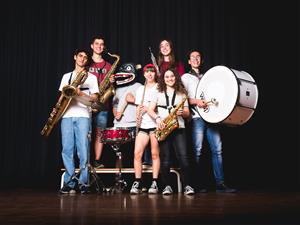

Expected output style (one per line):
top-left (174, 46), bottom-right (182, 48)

top-left (190, 55), bottom-right (201, 60)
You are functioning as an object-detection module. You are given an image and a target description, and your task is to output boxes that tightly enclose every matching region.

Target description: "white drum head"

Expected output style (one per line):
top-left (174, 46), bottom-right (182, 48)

top-left (197, 66), bottom-right (238, 123)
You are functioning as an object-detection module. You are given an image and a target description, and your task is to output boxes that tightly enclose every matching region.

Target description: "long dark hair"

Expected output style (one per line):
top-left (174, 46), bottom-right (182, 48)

top-left (157, 39), bottom-right (176, 68)
top-left (157, 68), bottom-right (187, 95)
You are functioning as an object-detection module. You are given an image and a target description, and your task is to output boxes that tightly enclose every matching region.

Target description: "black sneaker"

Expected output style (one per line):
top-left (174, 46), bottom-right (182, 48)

top-left (216, 183), bottom-right (237, 193)
top-left (80, 185), bottom-right (89, 194)
top-left (94, 160), bottom-right (104, 168)
top-left (60, 186), bottom-right (74, 194)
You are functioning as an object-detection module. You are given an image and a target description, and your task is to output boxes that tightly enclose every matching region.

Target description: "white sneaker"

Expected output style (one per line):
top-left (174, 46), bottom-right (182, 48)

top-left (130, 181), bottom-right (142, 194)
top-left (184, 185), bottom-right (195, 195)
top-left (162, 185), bottom-right (173, 195)
top-left (148, 181), bottom-right (159, 194)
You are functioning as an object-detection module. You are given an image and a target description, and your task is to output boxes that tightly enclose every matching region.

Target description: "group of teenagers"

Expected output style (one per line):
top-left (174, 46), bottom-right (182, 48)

top-left (58, 35), bottom-right (237, 195)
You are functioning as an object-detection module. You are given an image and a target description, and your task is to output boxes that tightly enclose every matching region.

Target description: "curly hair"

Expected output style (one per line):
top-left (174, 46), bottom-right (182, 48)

top-left (157, 68), bottom-right (187, 95)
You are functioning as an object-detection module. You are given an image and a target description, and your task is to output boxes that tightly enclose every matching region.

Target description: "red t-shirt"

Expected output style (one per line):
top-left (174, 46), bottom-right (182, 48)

top-left (89, 60), bottom-right (112, 110)
top-left (89, 60), bottom-right (112, 84)
top-left (159, 61), bottom-right (185, 77)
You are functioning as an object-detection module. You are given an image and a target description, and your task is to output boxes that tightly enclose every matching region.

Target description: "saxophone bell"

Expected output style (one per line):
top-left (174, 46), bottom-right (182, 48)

top-left (41, 69), bottom-right (88, 137)
top-left (62, 85), bottom-right (77, 98)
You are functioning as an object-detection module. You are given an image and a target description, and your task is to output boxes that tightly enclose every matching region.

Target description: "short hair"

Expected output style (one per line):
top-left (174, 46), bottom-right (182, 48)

top-left (90, 35), bottom-right (105, 45)
top-left (74, 48), bottom-right (90, 57)
top-left (187, 49), bottom-right (204, 65)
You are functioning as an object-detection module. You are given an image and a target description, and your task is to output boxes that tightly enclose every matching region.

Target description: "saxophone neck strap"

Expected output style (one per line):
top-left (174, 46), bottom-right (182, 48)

top-left (68, 72), bottom-right (73, 85)
top-left (165, 91), bottom-right (176, 113)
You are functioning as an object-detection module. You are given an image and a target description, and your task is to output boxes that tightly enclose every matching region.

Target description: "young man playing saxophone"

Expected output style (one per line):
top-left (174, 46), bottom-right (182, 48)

top-left (59, 49), bottom-right (99, 194)
top-left (89, 36), bottom-right (115, 168)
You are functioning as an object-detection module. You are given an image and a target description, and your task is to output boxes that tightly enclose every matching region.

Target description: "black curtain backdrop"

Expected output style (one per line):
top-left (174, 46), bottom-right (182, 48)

top-left (1, 0), bottom-right (298, 190)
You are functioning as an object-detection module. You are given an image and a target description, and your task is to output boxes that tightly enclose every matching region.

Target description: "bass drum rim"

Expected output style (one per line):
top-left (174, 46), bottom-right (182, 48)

top-left (197, 65), bottom-right (239, 123)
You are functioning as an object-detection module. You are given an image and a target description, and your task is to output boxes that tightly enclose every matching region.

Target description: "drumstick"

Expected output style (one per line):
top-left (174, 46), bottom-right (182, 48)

top-left (118, 101), bottom-right (128, 117)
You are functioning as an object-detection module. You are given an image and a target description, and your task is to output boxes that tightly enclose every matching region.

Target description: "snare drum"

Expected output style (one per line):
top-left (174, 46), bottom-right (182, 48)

top-left (196, 65), bottom-right (258, 125)
top-left (100, 127), bottom-right (133, 144)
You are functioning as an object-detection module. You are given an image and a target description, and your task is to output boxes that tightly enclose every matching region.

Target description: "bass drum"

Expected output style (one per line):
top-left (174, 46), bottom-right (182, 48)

top-left (196, 65), bottom-right (258, 125)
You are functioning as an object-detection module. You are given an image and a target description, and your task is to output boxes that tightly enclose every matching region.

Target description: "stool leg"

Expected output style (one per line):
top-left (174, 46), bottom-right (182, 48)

top-left (172, 169), bottom-right (182, 193)
top-left (60, 172), bottom-right (65, 188)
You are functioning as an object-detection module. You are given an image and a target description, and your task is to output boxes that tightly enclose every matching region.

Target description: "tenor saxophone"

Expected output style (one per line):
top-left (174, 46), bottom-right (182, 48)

top-left (40, 69), bottom-right (88, 137)
top-left (91, 52), bottom-right (120, 112)
top-left (154, 96), bottom-right (187, 141)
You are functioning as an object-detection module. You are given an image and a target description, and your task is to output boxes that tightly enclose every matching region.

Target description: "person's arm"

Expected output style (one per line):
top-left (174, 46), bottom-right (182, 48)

top-left (125, 92), bottom-right (135, 104)
top-left (148, 101), bottom-right (164, 130)
top-left (113, 107), bottom-right (122, 120)
top-left (177, 106), bottom-right (190, 119)
top-left (188, 98), bottom-right (207, 108)
top-left (76, 88), bottom-right (98, 101)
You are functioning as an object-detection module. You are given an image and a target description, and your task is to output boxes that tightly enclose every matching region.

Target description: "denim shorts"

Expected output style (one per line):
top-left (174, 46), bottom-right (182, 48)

top-left (94, 111), bottom-right (108, 129)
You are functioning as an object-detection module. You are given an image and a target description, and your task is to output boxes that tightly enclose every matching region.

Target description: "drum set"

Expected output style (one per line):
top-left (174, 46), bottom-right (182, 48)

top-left (99, 127), bottom-right (134, 193)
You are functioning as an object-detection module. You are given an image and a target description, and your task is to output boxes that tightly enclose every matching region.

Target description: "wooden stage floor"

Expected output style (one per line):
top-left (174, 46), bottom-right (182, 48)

top-left (0, 188), bottom-right (299, 225)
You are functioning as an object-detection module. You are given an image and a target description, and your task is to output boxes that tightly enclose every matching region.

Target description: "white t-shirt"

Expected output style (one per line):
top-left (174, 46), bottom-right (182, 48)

top-left (59, 71), bottom-right (99, 118)
top-left (112, 82), bottom-right (142, 128)
top-left (181, 72), bottom-right (203, 119)
top-left (150, 89), bottom-right (188, 128)
top-left (135, 83), bottom-right (158, 129)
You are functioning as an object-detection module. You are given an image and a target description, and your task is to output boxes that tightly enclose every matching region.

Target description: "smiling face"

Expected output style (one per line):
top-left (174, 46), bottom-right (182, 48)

top-left (188, 51), bottom-right (202, 69)
top-left (74, 52), bottom-right (88, 67)
top-left (91, 38), bottom-right (105, 55)
top-left (144, 69), bottom-right (156, 83)
top-left (164, 69), bottom-right (176, 87)
top-left (159, 40), bottom-right (172, 56)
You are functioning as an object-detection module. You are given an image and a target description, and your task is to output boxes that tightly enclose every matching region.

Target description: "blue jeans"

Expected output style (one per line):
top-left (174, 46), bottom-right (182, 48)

top-left (61, 117), bottom-right (91, 188)
top-left (192, 117), bottom-right (224, 184)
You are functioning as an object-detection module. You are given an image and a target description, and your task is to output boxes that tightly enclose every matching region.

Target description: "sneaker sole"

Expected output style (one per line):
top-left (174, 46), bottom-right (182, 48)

top-left (184, 192), bottom-right (195, 195)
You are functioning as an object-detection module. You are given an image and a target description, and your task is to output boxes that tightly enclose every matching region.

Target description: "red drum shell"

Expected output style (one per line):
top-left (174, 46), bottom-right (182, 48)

top-left (99, 127), bottom-right (132, 144)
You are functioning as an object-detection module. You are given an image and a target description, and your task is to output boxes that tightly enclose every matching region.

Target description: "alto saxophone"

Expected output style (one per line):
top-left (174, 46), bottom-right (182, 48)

top-left (154, 96), bottom-right (187, 141)
top-left (91, 52), bottom-right (120, 112)
top-left (40, 69), bottom-right (88, 137)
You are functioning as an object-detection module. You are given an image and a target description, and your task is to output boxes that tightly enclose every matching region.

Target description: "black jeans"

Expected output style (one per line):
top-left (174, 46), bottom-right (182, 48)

top-left (159, 128), bottom-right (191, 188)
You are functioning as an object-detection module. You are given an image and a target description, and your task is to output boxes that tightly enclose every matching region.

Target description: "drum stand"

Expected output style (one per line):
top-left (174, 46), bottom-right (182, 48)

top-left (106, 143), bottom-right (127, 194)
top-left (70, 131), bottom-right (106, 193)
